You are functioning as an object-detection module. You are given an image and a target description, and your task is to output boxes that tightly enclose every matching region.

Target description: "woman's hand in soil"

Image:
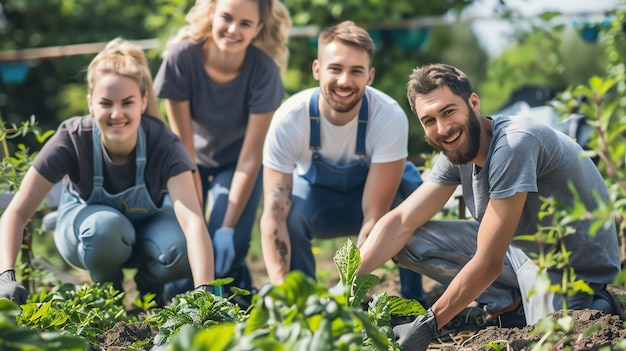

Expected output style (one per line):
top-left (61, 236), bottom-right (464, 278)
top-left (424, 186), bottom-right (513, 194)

top-left (393, 308), bottom-right (438, 351)
top-left (0, 269), bottom-right (28, 305)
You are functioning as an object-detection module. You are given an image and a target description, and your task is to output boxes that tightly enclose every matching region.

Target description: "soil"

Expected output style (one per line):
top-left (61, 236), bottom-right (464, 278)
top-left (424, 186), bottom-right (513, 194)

top-left (90, 254), bottom-right (626, 350)
top-left (96, 318), bottom-right (158, 351)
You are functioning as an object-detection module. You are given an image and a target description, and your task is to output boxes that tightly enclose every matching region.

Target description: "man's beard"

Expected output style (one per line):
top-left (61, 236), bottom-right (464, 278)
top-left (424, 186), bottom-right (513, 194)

top-left (426, 107), bottom-right (481, 165)
top-left (321, 87), bottom-right (363, 113)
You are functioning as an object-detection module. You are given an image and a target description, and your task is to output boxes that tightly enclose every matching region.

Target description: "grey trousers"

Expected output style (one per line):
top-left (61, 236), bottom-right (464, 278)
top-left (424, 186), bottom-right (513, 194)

top-left (394, 220), bottom-right (521, 313)
top-left (394, 220), bottom-right (608, 315)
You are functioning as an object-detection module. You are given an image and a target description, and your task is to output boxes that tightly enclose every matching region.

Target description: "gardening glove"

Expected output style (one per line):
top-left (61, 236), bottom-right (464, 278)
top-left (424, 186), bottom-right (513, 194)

top-left (0, 269), bottom-right (28, 305)
top-left (213, 227), bottom-right (235, 277)
top-left (393, 308), bottom-right (438, 351)
top-left (195, 284), bottom-right (214, 294)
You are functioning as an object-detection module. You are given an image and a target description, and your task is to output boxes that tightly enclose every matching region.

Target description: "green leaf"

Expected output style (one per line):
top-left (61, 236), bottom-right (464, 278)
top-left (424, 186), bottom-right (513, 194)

top-left (198, 323), bottom-right (236, 350)
top-left (210, 277), bottom-right (234, 286)
top-left (350, 274), bottom-right (379, 308)
top-left (333, 240), bottom-right (361, 287)
top-left (388, 295), bottom-right (426, 316)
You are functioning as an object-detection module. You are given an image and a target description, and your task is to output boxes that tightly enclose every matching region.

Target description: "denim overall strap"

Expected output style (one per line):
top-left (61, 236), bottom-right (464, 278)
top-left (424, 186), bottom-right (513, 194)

top-left (355, 94), bottom-right (368, 157)
top-left (91, 124), bottom-right (104, 189)
top-left (309, 89), bottom-right (322, 151)
top-left (308, 89), bottom-right (369, 155)
top-left (134, 127), bottom-right (147, 187)
top-left (92, 123), bottom-right (147, 187)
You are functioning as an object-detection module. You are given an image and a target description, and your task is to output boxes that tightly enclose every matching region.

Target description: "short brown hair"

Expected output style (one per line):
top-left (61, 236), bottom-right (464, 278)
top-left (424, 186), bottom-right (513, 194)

top-left (406, 63), bottom-right (475, 113)
top-left (318, 20), bottom-right (375, 62)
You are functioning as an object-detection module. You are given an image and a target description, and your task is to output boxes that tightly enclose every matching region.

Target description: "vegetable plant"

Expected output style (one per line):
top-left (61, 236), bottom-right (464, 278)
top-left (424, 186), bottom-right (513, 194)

top-left (17, 282), bottom-right (137, 346)
top-left (0, 299), bottom-right (88, 351)
top-left (155, 239), bottom-right (425, 350)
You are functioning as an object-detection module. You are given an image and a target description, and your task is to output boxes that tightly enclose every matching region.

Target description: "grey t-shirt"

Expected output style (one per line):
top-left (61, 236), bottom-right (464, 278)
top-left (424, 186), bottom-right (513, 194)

top-left (32, 115), bottom-right (194, 206)
top-left (430, 115), bottom-right (620, 284)
top-left (154, 39), bottom-right (284, 168)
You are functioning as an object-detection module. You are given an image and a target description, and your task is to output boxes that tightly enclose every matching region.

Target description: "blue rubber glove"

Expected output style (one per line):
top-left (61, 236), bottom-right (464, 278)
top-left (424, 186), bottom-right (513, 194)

top-left (0, 270), bottom-right (28, 305)
top-left (393, 308), bottom-right (438, 351)
top-left (213, 227), bottom-right (235, 277)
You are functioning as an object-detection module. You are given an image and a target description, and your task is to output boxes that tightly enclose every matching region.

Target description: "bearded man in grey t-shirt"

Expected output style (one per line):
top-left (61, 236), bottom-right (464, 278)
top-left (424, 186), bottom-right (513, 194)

top-left (354, 63), bottom-right (621, 351)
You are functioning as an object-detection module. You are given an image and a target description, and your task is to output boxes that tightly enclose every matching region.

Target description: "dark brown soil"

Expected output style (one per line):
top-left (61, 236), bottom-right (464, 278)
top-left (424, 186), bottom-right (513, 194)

top-left (96, 320), bottom-right (158, 351)
top-left (441, 309), bottom-right (626, 351)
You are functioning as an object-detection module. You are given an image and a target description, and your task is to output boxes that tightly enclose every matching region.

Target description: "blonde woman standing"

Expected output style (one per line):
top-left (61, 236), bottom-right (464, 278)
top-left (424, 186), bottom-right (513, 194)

top-left (154, 0), bottom-right (290, 301)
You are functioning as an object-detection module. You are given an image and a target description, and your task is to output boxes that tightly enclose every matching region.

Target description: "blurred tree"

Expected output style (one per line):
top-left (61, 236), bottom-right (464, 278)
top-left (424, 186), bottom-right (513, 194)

top-left (477, 11), bottom-right (606, 114)
top-left (0, 0), bottom-right (161, 132)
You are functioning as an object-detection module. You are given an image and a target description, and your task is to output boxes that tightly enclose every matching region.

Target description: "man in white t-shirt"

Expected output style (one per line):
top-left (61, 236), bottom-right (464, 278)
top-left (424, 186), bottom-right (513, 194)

top-left (260, 21), bottom-right (425, 304)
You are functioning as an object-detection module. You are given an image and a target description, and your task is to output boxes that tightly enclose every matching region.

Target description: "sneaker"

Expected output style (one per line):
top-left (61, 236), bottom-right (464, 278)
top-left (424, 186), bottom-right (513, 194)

top-left (485, 296), bottom-right (526, 328)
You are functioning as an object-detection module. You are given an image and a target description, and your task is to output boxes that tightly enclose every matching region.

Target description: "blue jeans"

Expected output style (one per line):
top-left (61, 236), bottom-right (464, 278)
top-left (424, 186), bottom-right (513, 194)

top-left (202, 163), bottom-right (262, 292)
top-left (164, 163), bottom-right (262, 299)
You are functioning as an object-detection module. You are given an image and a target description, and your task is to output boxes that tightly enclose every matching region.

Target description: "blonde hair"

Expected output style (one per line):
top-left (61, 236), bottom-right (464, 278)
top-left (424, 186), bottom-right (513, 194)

top-left (87, 38), bottom-right (160, 118)
top-left (168, 0), bottom-right (291, 72)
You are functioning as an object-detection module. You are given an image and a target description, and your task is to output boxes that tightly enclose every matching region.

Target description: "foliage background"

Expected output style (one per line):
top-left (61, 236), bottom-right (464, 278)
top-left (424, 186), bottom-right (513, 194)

top-left (0, 0), bottom-right (612, 163)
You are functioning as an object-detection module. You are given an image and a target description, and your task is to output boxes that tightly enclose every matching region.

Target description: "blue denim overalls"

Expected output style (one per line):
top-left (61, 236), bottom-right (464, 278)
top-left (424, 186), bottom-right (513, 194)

top-left (287, 89), bottom-right (425, 302)
top-left (54, 123), bottom-right (191, 294)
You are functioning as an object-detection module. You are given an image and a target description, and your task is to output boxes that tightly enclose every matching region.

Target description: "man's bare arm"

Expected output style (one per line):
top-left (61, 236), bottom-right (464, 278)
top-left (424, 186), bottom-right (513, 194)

top-left (356, 159), bottom-right (405, 247)
top-left (430, 192), bottom-right (527, 328)
top-left (259, 167), bottom-right (294, 284)
top-left (358, 180), bottom-right (455, 275)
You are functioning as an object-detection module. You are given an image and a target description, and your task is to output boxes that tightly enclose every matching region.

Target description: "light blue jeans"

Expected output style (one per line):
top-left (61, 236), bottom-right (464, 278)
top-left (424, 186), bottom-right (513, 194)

top-left (55, 194), bottom-right (190, 290)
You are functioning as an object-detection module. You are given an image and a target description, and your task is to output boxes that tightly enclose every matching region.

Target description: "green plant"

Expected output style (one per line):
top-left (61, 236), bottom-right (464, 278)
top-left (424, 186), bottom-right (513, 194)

top-left (0, 113), bottom-right (56, 295)
top-left (154, 240), bottom-right (425, 350)
top-left (158, 271), bottom-right (390, 351)
top-left (0, 298), bottom-right (89, 351)
top-left (333, 240), bottom-right (425, 316)
top-left (0, 114), bottom-right (54, 194)
top-left (485, 340), bottom-right (506, 351)
top-left (148, 287), bottom-right (247, 348)
top-left (16, 282), bottom-right (136, 346)
top-left (512, 182), bottom-right (617, 350)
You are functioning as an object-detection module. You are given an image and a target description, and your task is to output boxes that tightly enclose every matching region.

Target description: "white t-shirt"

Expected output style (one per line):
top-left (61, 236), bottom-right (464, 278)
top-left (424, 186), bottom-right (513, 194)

top-left (263, 86), bottom-right (409, 176)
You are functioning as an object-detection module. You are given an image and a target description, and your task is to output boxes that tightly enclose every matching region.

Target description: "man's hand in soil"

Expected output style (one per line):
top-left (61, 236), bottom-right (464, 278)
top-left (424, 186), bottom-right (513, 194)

top-left (393, 308), bottom-right (438, 351)
top-left (0, 269), bottom-right (28, 305)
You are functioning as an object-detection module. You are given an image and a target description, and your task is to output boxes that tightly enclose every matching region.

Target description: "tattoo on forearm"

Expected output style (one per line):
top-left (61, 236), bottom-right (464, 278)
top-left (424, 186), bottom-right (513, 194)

top-left (273, 229), bottom-right (288, 264)
top-left (270, 183), bottom-right (292, 213)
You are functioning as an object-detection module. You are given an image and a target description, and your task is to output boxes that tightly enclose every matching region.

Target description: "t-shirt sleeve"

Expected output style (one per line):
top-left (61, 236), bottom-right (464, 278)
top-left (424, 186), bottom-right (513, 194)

top-left (488, 131), bottom-right (540, 199)
top-left (162, 140), bottom-right (195, 180)
top-left (248, 51), bottom-right (284, 114)
top-left (429, 153), bottom-right (462, 186)
top-left (154, 41), bottom-right (193, 101)
top-left (262, 101), bottom-right (303, 174)
top-left (146, 118), bottom-right (195, 180)
top-left (31, 122), bottom-right (76, 184)
top-left (369, 104), bottom-right (409, 163)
